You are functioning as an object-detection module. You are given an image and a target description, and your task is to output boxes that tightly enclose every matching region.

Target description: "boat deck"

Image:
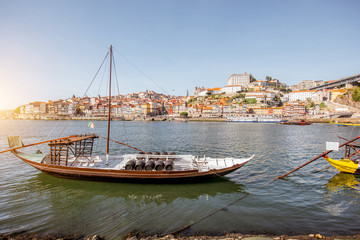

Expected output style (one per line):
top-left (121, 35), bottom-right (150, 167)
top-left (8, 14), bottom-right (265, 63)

top-left (16, 151), bottom-right (254, 172)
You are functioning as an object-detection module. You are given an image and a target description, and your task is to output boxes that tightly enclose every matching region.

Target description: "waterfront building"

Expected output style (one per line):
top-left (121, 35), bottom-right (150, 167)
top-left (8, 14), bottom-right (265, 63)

top-left (25, 104), bottom-right (34, 114)
top-left (31, 101), bottom-right (48, 114)
top-left (245, 91), bottom-right (275, 103)
top-left (227, 72), bottom-right (250, 87)
top-left (288, 90), bottom-right (317, 102)
top-left (282, 102), bottom-right (307, 116)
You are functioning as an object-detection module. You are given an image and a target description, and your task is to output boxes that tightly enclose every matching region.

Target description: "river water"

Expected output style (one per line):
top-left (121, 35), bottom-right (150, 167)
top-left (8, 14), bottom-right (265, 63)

top-left (0, 120), bottom-right (360, 238)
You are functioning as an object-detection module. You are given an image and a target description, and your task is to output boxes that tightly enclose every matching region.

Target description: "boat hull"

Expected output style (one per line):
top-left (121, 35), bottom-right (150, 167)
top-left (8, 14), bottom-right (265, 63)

top-left (278, 122), bottom-right (311, 125)
top-left (325, 157), bottom-right (360, 174)
top-left (12, 151), bottom-right (250, 183)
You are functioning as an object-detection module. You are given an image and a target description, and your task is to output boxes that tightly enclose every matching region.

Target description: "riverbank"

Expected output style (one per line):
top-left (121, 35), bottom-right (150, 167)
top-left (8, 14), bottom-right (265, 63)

top-left (4, 117), bottom-right (360, 124)
top-left (1, 233), bottom-right (360, 240)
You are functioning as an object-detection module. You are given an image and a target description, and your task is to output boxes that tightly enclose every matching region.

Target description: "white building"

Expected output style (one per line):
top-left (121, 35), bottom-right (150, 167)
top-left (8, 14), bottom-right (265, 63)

top-left (221, 85), bottom-right (242, 94)
top-left (288, 90), bottom-right (317, 102)
top-left (227, 72), bottom-right (250, 86)
top-left (25, 104), bottom-right (34, 114)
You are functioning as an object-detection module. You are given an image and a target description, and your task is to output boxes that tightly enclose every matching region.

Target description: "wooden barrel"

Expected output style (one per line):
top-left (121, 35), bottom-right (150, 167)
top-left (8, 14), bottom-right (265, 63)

top-left (135, 160), bottom-right (145, 170)
top-left (169, 152), bottom-right (176, 160)
top-left (153, 151), bottom-right (161, 155)
top-left (136, 151), bottom-right (145, 160)
top-left (154, 160), bottom-right (164, 171)
top-left (125, 160), bottom-right (136, 170)
top-left (145, 160), bottom-right (155, 171)
top-left (165, 160), bottom-right (174, 171)
top-left (161, 151), bottom-right (168, 155)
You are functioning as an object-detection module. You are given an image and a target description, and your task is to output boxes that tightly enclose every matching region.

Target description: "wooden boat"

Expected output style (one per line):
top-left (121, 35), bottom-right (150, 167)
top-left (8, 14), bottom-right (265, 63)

top-left (7, 135), bottom-right (254, 183)
top-left (323, 138), bottom-right (360, 175)
top-left (278, 119), bottom-right (311, 125)
top-left (4, 45), bottom-right (254, 183)
top-left (324, 157), bottom-right (360, 174)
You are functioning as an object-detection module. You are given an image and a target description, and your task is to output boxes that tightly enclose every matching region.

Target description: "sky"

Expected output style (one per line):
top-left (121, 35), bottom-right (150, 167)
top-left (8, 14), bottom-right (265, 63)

top-left (0, 0), bottom-right (359, 109)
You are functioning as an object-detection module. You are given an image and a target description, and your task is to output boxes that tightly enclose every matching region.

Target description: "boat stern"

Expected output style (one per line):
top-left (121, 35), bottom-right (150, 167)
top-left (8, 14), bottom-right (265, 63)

top-left (7, 136), bottom-right (24, 149)
top-left (325, 157), bottom-right (360, 174)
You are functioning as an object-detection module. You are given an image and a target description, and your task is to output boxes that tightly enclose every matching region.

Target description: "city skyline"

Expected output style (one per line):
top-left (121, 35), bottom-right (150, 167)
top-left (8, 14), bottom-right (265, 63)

top-left (0, 0), bottom-right (359, 110)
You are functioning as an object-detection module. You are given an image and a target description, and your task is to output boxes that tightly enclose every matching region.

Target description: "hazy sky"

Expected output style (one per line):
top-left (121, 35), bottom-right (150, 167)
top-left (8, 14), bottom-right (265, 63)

top-left (0, 0), bottom-right (359, 109)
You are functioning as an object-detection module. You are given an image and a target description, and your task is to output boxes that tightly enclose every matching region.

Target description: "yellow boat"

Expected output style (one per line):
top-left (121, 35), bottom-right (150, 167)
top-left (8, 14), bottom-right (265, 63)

top-left (324, 157), bottom-right (360, 174)
top-left (330, 122), bottom-right (360, 127)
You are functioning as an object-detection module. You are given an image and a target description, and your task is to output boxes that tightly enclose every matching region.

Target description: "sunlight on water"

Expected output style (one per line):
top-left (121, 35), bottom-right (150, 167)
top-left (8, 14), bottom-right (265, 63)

top-left (1, 120), bottom-right (360, 238)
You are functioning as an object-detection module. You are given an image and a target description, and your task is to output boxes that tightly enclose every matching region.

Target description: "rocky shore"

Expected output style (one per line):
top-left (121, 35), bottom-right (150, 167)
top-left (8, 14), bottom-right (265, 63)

top-left (1, 233), bottom-right (360, 240)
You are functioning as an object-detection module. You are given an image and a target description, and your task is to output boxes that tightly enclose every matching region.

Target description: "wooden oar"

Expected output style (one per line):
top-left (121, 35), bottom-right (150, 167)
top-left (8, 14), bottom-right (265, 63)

top-left (0, 135), bottom-right (78, 155)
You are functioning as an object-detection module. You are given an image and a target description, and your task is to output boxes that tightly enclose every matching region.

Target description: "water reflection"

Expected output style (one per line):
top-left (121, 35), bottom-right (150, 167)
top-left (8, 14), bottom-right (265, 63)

top-left (326, 173), bottom-right (360, 193)
top-left (18, 173), bottom-right (246, 205)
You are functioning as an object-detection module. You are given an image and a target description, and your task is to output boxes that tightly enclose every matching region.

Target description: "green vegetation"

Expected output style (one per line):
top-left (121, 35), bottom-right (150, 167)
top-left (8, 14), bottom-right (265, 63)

top-left (319, 102), bottom-right (326, 108)
top-left (244, 98), bottom-right (257, 104)
top-left (352, 87), bottom-right (360, 102)
top-left (14, 107), bottom-right (20, 114)
top-left (232, 93), bottom-right (246, 99)
top-left (250, 74), bottom-right (256, 82)
top-left (307, 102), bottom-right (315, 109)
top-left (265, 76), bottom-right (272, 81)
top-left (273, 95), bottom-right (281, 102)
top-left (180, 112), bottom-right (188, 118)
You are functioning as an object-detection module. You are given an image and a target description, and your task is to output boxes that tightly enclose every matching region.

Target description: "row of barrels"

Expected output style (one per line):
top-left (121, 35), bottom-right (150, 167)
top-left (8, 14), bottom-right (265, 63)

top-left (125, 159), bottom-right (175, 171)
top-left (136, 151), bottom-right (176, 160)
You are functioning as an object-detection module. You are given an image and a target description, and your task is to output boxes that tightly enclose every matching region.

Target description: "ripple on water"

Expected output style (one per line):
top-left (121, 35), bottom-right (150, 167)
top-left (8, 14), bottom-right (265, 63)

top-left (0, 120), bottom-right (360, 237)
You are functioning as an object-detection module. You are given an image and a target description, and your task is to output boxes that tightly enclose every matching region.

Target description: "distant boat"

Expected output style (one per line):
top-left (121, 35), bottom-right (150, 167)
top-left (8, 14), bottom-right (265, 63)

top-left (3, 45), bottom-right (254, 183)
top-left (332, 122), bottom-right (360, 127)
top-left (227, 115), bottom-right (283, 123)
top-left (278, 119), bottom-right (312, 125)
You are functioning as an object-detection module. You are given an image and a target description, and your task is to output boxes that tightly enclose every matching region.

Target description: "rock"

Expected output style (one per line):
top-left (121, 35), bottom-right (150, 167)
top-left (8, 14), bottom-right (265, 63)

top-left (315, 234), bottom-right (325, 239)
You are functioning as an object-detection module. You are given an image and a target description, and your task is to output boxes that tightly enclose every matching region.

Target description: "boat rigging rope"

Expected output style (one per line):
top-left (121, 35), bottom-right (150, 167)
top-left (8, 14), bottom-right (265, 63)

top-left (96, 135), bottom-right (149, 154)
top-left (113, 47), bottom-right (171, 95)
top-left (44, 50), bottom-right (110, 140)
top-left (111, 52), bottom-right (130, 145)
top-left (84, 51), bottom-right (109, 99)
top-left (168, 136), bottom-right (360, 236)
top-left (97, 55), bottom-right (109, 97)
top-left (112, 52), bottom-right (121, 97)
top-left (58, 120), bottom-right (71, 138)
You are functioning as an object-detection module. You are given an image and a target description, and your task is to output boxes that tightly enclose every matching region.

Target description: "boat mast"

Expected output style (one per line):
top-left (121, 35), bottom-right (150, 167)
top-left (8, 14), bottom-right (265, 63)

top-left (106, 45), bottom-right (113, 164)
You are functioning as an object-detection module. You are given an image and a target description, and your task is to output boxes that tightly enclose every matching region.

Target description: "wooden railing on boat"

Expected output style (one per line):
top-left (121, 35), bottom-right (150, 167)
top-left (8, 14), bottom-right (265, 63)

top-left (47, 134), bottom-right (98, 166)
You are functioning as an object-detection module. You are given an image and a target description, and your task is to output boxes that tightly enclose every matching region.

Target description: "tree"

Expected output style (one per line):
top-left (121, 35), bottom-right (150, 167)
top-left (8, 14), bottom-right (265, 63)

top-left (232, 93), bottom-right (245, 99)
top-left (307, 102), bottom-right (315, 109)
top-left (250, 74), bottom-right (256, 82)
top-left (180, 112), bottom-right (188, 118)
top-left (319, 102), bottom-right (326, 108)
top-left (244, 98), bottom-right (257, 104)
top-left (14, 107), bottom-right (20, 114)
top-left (265, 76), bottom-right (272, 81)
top-left (352, 87), bottom-right (360, 102)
